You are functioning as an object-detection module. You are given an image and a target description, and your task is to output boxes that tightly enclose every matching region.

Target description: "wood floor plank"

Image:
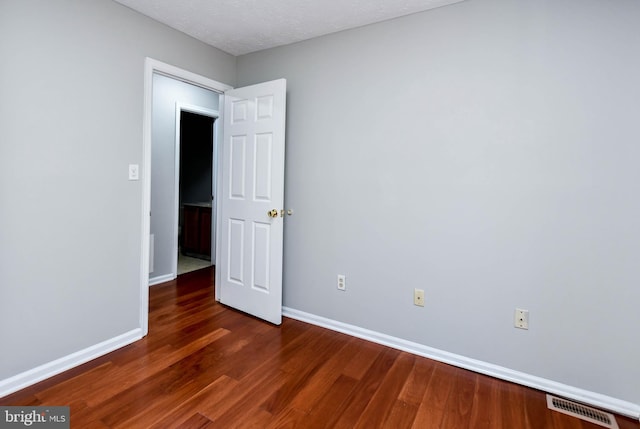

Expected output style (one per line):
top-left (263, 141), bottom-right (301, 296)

top-left (522, 386), bottom-right (555, 429)
top-left (500, 378), bottom-right (531, 429)
top-left (439, 367), bottom-right (477, 428)
top-left (383, 358), bottom-right (437, 428)
top-left (331, 347), bottom-right (401, 429)
top-left (206, 369), bottom-right (289, 426)
top-left (179, 413), bottom-right (216, 429)
top-left (340, 340), bottom-right (385, 380)
top-left (166, 315), bottom-right (283, 384)
top-left (79, 419), bottom-right (112, 429)
top-left (384, 399), bottom-right (420, 428)
top-left (353, 352), bottom-right (416, 428)
top-left (1, 266), bottom-right (636, 429)
top-left (618, 415), bottom-right (640, 429)
top-left (204, 326), bottom-right (327, 424)
top-left (468, 374), bottom-right (503, 429)
top-left (411, 363), bottom-right (459, 428)
top-left (261, 331), bottom-right (351, 416)
top-left (287, 338), bottom-right (364, 413)
top-left (397, 356), bottom-right (436, 407)
top-left (74, 366), bottom-right (207, 428)
top-left (302, 374), bottom-right (359, 429)
top-left (552, 409), bottom-right (585, 429)
top-left (265, 407), bottom-right (309, 429)
top-left (209, 326), bottom-right (340, 427)
top-left (146, 375), bottom-right (237, 429)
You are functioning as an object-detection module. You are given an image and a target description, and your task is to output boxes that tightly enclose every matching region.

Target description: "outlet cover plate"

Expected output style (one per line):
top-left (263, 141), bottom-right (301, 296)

top-left (515, 308), bottom-right (529, 329)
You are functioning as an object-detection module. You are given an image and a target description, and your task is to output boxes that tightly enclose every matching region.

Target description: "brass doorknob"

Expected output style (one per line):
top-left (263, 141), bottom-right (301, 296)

top-left (267, 209), bottom-right (279, 218)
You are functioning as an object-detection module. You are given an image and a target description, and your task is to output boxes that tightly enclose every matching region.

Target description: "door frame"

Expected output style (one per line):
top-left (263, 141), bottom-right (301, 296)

top-left (141, 57), bottom-right (231, 335)
top-left (172, 103), bottom-right (219, 277)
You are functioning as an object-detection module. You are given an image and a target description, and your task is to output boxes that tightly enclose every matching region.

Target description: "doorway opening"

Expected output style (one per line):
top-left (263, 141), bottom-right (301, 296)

top-left (148, 71), bottom-right (221, 286)
top-left (177, 110), bottom-right (216, 275)
top-left (142, 58), bottom-right (233, 335)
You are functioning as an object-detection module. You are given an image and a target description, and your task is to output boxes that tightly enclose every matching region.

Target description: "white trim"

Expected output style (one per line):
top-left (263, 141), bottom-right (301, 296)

top-left (211, 109), bottom-right (221, 267)
top-left (149, 273), bottom-right (176, 286)
top-left (141, 58), bottom-right (233, 336)
top-left (0, 329), bottom-right (142, 399)
top-left (147, 59), bottom-right (232, 93)
top-left (140, 59), bottom-right (153, 335)
top-left (214, 94), bottom-right (226, 303)
top-left (172, 103), bottom-right (219, 278)
top-left (282, 307), bottom-right (640, 420)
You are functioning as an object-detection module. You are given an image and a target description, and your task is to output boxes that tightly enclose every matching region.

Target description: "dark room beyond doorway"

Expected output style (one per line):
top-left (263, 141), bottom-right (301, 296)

top-left (178, 111), bottom-right (215, 275)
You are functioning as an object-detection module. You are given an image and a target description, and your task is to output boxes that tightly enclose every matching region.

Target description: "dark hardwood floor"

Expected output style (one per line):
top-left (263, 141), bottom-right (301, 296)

top-left (2, 267), bottom-right (637, 428)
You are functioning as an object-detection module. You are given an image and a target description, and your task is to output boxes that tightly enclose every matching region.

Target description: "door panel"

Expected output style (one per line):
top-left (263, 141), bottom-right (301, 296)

top-left (219, 79), bottom-right (286, 325)
top-left (230, 136), bottom-right (247, 198)
top-left (254, 134), bottom-right (273, 201)
top-left (252, 222), bottom-right (271, 292)
top-left (228, 219), bottom-right (245, 284)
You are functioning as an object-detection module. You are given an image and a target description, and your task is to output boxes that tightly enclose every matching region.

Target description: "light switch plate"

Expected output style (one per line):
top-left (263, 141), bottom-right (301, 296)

top-left (129, 164), bottom-right (139, 181)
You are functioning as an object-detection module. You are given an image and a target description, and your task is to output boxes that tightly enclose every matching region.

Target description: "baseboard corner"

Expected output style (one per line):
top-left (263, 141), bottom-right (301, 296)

top-left (149, 273), bottom-right (176, 286)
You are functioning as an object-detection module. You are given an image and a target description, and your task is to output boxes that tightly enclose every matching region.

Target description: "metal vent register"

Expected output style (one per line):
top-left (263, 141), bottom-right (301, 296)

top-left (546, 395), bottom-right (619, 429)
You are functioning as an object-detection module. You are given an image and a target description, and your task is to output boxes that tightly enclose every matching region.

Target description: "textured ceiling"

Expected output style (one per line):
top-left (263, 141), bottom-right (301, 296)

top-left (113, 0), bottom-right (464, 56)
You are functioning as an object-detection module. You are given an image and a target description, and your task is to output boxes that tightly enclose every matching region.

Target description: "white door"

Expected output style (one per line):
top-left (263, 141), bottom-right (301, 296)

top-left (218, 79), bottom-right (286, 325)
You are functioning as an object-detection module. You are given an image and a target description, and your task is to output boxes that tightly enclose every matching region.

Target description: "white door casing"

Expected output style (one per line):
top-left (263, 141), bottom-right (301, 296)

top-left (218, 79), bottom-right (287, 325)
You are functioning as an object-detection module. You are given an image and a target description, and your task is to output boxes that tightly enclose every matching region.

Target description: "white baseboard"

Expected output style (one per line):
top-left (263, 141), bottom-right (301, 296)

top-left (149, 273), bottom-right (175, 286)
top-left (283, 307), bottom-right (640, 420)
top-left (0, 328), bottom-right (142, 399)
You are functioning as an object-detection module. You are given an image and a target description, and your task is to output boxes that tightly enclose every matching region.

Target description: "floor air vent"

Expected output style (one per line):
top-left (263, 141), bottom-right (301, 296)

top-left (546, 395), bottom-right (619, 429)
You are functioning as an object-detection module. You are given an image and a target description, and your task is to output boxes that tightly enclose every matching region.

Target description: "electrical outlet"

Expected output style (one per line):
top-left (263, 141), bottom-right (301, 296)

top-left (337, 274), bottom-right (346, 291)
top-left (414, 289), bottom-right (425, 307)
top-left (515, 308), bottom-right (529, 329)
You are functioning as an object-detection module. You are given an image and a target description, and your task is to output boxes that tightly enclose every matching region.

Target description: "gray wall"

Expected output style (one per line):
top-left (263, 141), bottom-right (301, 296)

top-left (150, 74), bottom-right (219, 279)
top-left (237, 0), bottom-right (640, 405)
top-left (0, 0), bottom-right (234, 380)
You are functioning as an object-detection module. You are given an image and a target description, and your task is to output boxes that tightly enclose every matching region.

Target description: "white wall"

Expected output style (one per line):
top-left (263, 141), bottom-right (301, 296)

top-left (150, 74), bottom-right (219, 279)
top-left (237, 0), bottom-right (640, 407)
top-left (0, 0), bottom-right (234, 383)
